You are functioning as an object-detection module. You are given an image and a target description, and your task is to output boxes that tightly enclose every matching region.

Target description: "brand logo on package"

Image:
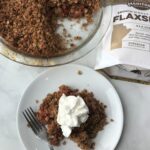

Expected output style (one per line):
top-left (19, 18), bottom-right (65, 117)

top-left (128, 0), bottom-right (150, 10)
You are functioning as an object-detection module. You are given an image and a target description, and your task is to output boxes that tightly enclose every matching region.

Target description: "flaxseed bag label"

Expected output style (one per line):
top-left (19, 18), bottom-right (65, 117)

top-left (111, 4), bottom-right (150, 52)
top-left (96, 0), bottom-right (150, 71)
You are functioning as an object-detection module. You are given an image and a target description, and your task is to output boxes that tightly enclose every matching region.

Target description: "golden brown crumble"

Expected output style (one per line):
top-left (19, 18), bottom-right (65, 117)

top-left (0, 0), bottom-right (101, 58)
top-left (36, 85), bottom-right (107, 150)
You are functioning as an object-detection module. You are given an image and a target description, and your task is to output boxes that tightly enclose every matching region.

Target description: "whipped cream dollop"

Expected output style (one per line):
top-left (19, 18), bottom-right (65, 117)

top-left (57, 94), bottom-right (89, 137)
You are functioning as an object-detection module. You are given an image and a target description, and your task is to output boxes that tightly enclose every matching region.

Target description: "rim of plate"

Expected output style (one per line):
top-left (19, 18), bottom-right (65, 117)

top-left (17, 64), bottom-right (124, 150)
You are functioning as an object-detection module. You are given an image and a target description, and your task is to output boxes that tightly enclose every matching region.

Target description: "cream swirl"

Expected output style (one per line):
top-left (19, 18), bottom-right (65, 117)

top-left (57, 94), bottom-right (89, 137)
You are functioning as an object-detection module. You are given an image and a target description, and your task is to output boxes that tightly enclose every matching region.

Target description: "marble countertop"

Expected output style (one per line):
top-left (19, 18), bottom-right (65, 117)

top-left (0, 51), bottom-right (150, 150)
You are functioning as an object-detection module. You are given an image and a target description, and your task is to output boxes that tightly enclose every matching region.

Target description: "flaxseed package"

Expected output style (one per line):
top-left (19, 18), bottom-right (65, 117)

top-left (96, 0), bottom-right (150, 84)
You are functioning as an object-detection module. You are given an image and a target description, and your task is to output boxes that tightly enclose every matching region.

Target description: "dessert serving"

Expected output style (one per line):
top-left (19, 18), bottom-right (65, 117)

top-left (0, 0), bottom-right (101, 58)
top-left (36, 85), bottom-right (107, 150)
top-left (17, 65), bottom-right (123, 150)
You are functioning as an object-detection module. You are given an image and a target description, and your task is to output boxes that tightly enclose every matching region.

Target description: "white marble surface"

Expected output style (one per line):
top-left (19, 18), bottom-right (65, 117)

top-left (0, 51), bottom-right (150, 150)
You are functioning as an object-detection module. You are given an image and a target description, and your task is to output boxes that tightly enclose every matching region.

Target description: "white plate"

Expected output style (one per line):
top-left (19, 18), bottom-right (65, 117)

top-left (17, 64), bottom-right (123, 150)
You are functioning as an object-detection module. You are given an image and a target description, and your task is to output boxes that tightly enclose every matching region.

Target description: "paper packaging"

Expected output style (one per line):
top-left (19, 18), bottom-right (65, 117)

top-left (95, 0), bottom-right (150, 84)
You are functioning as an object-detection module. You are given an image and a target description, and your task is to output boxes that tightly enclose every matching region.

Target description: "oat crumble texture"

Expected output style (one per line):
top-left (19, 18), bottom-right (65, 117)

top-left (37, 85), bottom-right (107, 150)
top-left (0, 0), bottom-right (101, 58)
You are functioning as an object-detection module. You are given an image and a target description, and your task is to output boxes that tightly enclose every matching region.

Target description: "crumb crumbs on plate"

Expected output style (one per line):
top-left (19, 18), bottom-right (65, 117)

top-left (62, 28), bottom-right (72, 38)
top-left (35, 100), bottom-right (39, 104)
top-left (62, 141), bottom-right (66, 145)
top-left (82, 23), bottom-right (89, 31)
top-left (74, 36), bottom-right (82, 40)
top-left (77, 70), bottom-right (83, 75)
top-left (70, 43), bottom-right (76, 48)
top-left (111, 119), bottom-right (114, 122)
top-left (76, 19), bottom-right (81, 24)
top-left (90, 142), bottom-right (95, 149)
